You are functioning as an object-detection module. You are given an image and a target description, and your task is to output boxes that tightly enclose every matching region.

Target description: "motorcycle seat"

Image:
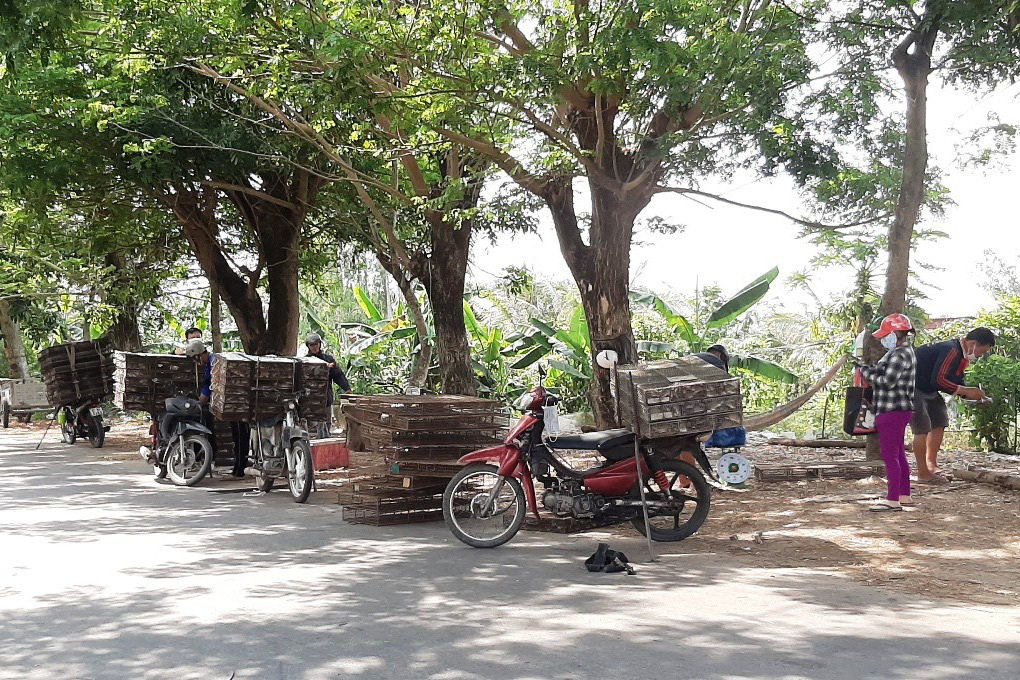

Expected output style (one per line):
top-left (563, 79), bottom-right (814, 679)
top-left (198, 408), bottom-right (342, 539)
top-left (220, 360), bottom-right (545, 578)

top-left (546, 428), bottom-right (635, 452)
top-left (165, 397), bottom-right (201, 416)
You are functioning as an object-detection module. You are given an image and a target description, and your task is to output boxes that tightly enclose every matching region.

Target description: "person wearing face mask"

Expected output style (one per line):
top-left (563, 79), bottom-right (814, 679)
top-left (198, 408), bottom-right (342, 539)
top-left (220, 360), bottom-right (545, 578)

top-left (910, 327), bottom-right (995, 483)
top-left (855, 313), bottom-right (917, 512)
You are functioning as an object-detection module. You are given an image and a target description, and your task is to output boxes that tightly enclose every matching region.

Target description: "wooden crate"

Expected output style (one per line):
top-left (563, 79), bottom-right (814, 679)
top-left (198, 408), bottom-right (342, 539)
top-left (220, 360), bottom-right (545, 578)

top-left (38, 340), bottom-right (115, 406)
top-left (113, 352), bottom-right (202, 412)
top-left (296, 357), bottom-right (330, 422)
top-left (338, 484), bottom-right (444, 525)
top-left (210, 353), bottom-right (298, 420)
top-left (615, 358), bottom-right (742, 439)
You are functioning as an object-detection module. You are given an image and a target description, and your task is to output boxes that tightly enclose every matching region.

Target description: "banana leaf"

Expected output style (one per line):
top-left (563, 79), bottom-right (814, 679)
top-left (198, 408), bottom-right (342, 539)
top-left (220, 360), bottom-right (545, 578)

top-left (353, 285), bottom-right (384, 323)
top-left (731, 354), bottom-right (799, 384)
top-left (630, 291), bottom-right (697, 345)
top-left (549, 359), bottom-right (590, 379)
top-left (510, 345), bottom-right (550, 369)
top-left (706, 267), bottom-right (779, 329)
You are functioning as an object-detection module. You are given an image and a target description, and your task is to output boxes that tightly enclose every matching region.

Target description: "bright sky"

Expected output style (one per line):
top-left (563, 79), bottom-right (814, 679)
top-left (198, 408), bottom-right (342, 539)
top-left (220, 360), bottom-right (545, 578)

top-left (471, 80), bottom-right (1020, 319)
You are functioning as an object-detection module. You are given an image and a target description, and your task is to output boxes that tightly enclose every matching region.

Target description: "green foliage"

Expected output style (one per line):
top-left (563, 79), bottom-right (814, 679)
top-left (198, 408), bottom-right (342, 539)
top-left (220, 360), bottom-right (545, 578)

top-left (965, 355), bottom-right (1020, 454)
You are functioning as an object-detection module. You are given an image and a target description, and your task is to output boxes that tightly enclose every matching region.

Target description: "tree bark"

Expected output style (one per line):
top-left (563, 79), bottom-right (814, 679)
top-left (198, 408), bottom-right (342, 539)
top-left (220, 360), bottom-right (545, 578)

top-left (545, 180), bottom-right (648, 428)
top-left (209, 280), bottom-right (222, 353)
top-left (103, 253), bottom-right (143, 351)
top-left (416, 214), bottom-right (476, 396)
top-left (164, 170), bottom-right (323, 356)
top-left (0, 299), bottom-right (31, 379)
top-left (868, 16), bottom-right (940, 461)
top-left (880, 18), bottom-right (940, 316)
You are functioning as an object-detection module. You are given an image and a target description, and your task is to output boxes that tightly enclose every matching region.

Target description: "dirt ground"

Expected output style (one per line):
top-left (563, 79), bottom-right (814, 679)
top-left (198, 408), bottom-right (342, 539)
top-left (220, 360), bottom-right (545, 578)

top-left (8, 418), bottom-right (1019, 605)
top-left (641, 439), bottom-right (1020, 606)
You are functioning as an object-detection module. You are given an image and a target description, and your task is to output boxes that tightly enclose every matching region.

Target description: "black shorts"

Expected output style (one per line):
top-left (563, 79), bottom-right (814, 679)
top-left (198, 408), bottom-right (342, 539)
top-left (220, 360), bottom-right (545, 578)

top-left (910, 390), bottom-right (949, 435)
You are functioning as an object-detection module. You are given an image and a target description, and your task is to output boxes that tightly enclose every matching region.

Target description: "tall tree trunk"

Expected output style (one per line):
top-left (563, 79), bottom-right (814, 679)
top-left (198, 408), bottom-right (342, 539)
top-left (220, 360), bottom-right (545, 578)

top-left (0, 299), bottom-right (31, 379)
top-left (254, 216), bottom-right (301, 355)
top-left (103, 253), bottom-right (142, 350)
top-left (545, 180), bottom-right (646, 428)
top-left (209, 280), bottom-right (223, 353)
top-left (881, 20), bottom-right (939, 317)
top-left (867, 17), bottom-right (939, 462)
top-left (416, 216), bottom-right (476, 396)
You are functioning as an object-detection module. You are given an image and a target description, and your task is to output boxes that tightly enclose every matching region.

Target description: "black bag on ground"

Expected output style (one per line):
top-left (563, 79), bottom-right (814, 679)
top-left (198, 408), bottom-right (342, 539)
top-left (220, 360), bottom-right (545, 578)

top-left (585, 543), bottom-right (636, 574)
top-left (843, 386), bottom-right (876, 436)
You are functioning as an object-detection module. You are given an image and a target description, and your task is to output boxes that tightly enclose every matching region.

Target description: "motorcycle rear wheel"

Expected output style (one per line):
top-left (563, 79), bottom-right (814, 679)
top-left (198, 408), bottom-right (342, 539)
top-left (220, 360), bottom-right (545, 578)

top-left (166, 434), bottom-right (214, 487)
top-left (443, 462), bottom-right (526, 549)
top-left (630, 459), bottom-right (711, 542)
top-left (86, 414), bottom-right (105, 448)
top-left (286, 439), bottom-right (314, 503)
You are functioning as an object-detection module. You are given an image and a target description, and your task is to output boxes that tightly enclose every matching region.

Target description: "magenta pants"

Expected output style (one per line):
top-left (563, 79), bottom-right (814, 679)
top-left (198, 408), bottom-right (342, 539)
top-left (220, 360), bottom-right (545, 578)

top-left (876, 410), bottom-right (913, 501)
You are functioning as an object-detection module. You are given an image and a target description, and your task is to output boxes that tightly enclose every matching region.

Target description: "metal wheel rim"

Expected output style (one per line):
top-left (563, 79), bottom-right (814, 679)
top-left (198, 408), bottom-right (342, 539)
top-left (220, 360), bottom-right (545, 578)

top-left (286, 445), bottom-right (310, 496)
top-left (447, 470), bottom-right (522, 543)
top-left (168, 438), bottom-right (208, 482)
top-left (645, 470), bottom-right (704, 532)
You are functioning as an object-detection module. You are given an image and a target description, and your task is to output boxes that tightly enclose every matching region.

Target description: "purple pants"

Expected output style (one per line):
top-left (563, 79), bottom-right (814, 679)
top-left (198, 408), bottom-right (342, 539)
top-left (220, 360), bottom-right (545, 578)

top-left (876, 410), bottom-right (913, 501)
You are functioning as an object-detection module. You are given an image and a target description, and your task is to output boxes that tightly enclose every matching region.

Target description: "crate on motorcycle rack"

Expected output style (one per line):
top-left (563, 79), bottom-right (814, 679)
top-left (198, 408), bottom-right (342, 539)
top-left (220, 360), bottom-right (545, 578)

top-left (295, 356), bottom-right (331, 422)
top-left (113, 352), bottom-right (202, 412)
top-left (209, 352), bottom-right (298, 421)
top-left (614, 357), bottom-right (743, 440)
top-left (38, 339), bottom-right (115, 407)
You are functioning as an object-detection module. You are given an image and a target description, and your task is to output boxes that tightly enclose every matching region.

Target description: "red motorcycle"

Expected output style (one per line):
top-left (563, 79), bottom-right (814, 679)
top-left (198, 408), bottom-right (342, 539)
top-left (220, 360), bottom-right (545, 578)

top-left (443, 382), bottom-right (715, 548)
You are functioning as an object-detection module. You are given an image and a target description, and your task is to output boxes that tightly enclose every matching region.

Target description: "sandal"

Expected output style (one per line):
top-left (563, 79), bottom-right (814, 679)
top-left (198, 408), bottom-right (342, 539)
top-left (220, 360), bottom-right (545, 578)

top-left (916, 475), bottom-right (948, 485)
top-left (868, 501), bottom-right (903, 512)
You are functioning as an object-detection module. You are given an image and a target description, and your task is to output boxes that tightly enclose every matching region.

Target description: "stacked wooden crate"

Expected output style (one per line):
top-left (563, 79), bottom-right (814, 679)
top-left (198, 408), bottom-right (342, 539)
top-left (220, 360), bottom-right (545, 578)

top-left (295, 356), bottom-right (331, 422)
top-left (209, 353), bottom-right (298, 421)
top-left (614, 357), bottom-right (743, 439)
top-left (38, 340), bottom-right (115, 407)
top-left (339, 395), bottom-right (507, 525)
top-left (113, 352), bottom-right (201, 412)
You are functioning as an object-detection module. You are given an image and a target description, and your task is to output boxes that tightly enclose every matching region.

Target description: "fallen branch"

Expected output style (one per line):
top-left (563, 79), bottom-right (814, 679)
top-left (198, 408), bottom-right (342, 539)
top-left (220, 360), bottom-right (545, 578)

top-left (951, 466), bottom-right (1020, 491)
top-left (768, 437), bottom-right (865, 448)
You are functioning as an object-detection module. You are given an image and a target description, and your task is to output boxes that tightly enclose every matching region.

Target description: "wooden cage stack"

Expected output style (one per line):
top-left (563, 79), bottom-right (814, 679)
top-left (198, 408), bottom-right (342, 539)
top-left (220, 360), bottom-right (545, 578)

top-left (38, 340), bottom-right (115, 407)
top-left (339, 395), bottom-right (508, 526)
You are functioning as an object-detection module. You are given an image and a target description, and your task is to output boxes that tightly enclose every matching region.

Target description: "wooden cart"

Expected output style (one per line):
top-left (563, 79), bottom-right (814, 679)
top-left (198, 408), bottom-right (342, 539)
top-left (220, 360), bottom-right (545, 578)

top-left (0, 378), bottom-right (50, 428)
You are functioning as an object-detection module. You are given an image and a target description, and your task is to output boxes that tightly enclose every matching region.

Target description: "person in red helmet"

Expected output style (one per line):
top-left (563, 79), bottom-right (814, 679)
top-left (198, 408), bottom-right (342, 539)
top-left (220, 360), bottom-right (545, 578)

top-left (855, 313), bottom-right (917, 512)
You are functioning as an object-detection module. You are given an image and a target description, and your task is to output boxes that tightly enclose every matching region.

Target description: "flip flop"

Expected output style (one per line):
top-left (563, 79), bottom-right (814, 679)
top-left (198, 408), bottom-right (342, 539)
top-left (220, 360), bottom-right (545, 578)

top-left (916, 475), bottom-right (948, 485)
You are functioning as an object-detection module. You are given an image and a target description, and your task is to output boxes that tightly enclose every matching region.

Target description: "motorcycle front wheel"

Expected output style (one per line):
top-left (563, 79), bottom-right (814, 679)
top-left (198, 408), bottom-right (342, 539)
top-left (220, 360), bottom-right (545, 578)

top-left (166, 434), bottom-right (214, 487)
top-left (59, 408), bottom-right (76, 444)
top-left (443, 462), bottom-right (526, 549)
top-left (286, 439), bottom-right (314, 503)
top-left (630, 459), bottom-right (711, 542)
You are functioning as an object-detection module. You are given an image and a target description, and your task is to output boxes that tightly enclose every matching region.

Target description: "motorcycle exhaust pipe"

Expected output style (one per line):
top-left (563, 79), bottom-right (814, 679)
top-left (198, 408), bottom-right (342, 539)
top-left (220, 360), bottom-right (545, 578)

top-left (611, 499), bottom-right (675, 508)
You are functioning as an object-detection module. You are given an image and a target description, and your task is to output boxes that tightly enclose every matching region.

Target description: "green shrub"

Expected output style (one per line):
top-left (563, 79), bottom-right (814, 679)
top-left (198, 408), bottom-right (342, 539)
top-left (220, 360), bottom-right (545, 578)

top-left (964, 355), bottom-right (1020, 454)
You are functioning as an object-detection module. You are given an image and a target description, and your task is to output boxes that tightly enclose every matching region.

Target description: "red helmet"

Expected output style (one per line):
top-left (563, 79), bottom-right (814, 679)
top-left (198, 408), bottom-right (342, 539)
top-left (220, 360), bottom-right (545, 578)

top-left (874, 313), bottom-right (913, 339)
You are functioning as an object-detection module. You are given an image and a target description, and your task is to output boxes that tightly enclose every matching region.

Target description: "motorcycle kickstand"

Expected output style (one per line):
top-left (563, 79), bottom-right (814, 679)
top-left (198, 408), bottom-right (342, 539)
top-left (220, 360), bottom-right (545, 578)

top-left (634, 439), bottom-right (656, 562)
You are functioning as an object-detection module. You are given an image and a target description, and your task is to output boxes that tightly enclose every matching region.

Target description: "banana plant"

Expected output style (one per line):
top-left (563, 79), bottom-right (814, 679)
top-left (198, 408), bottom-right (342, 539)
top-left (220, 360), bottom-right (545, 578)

top-left (631, 267), bottom-right (799, 384)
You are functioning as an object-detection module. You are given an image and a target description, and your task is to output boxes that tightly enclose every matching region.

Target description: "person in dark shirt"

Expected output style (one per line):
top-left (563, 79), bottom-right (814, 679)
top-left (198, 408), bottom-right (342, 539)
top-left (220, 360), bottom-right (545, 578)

top-left (911, 327), bottom-right (994, 482)
top-left (186, 338), bottom-right (249, 477)
top-left (304, 333), bottom-right (351, 438)
top-left (173, 327), bottom-right (203, 355)
top-left (695, 345), bottom-right (729, 372)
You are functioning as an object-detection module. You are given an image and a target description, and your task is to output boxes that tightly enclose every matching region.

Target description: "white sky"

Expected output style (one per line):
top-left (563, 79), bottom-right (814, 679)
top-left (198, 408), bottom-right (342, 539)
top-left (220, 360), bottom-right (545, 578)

top-left (471, 80), bottom-right (1020, 319)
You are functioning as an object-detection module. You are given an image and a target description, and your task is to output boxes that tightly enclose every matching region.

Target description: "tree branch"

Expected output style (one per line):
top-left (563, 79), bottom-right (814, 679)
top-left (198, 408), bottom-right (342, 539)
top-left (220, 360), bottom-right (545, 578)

top-left (653, 186), bottom-right (890, 230)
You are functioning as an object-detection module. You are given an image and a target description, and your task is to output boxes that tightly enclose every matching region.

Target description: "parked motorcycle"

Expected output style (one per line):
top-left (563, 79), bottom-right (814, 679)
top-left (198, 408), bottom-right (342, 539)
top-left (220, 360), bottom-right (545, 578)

top-left (140, 396), bottom-right (214, 486)
top-left (57, 400), bottom-right (109, 448)
top-left (443, 382), bottom-right (715, 549)
top-left (247, 394), bottom-right (314, 503)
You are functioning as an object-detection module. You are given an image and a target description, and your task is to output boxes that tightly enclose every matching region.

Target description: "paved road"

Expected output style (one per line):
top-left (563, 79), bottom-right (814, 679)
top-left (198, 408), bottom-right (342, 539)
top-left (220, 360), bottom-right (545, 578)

top-left (1, 430), bottom-right (1018, 680)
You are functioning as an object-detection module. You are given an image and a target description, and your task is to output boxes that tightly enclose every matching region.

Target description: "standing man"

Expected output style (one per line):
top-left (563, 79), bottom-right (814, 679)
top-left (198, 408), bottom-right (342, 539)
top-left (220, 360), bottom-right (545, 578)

top-left (911, 327), bottom-right (995, 482)
top-left (303, 333), bottom-right (351, 438)
top-left (186, 338), bottom-right (249, 478)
